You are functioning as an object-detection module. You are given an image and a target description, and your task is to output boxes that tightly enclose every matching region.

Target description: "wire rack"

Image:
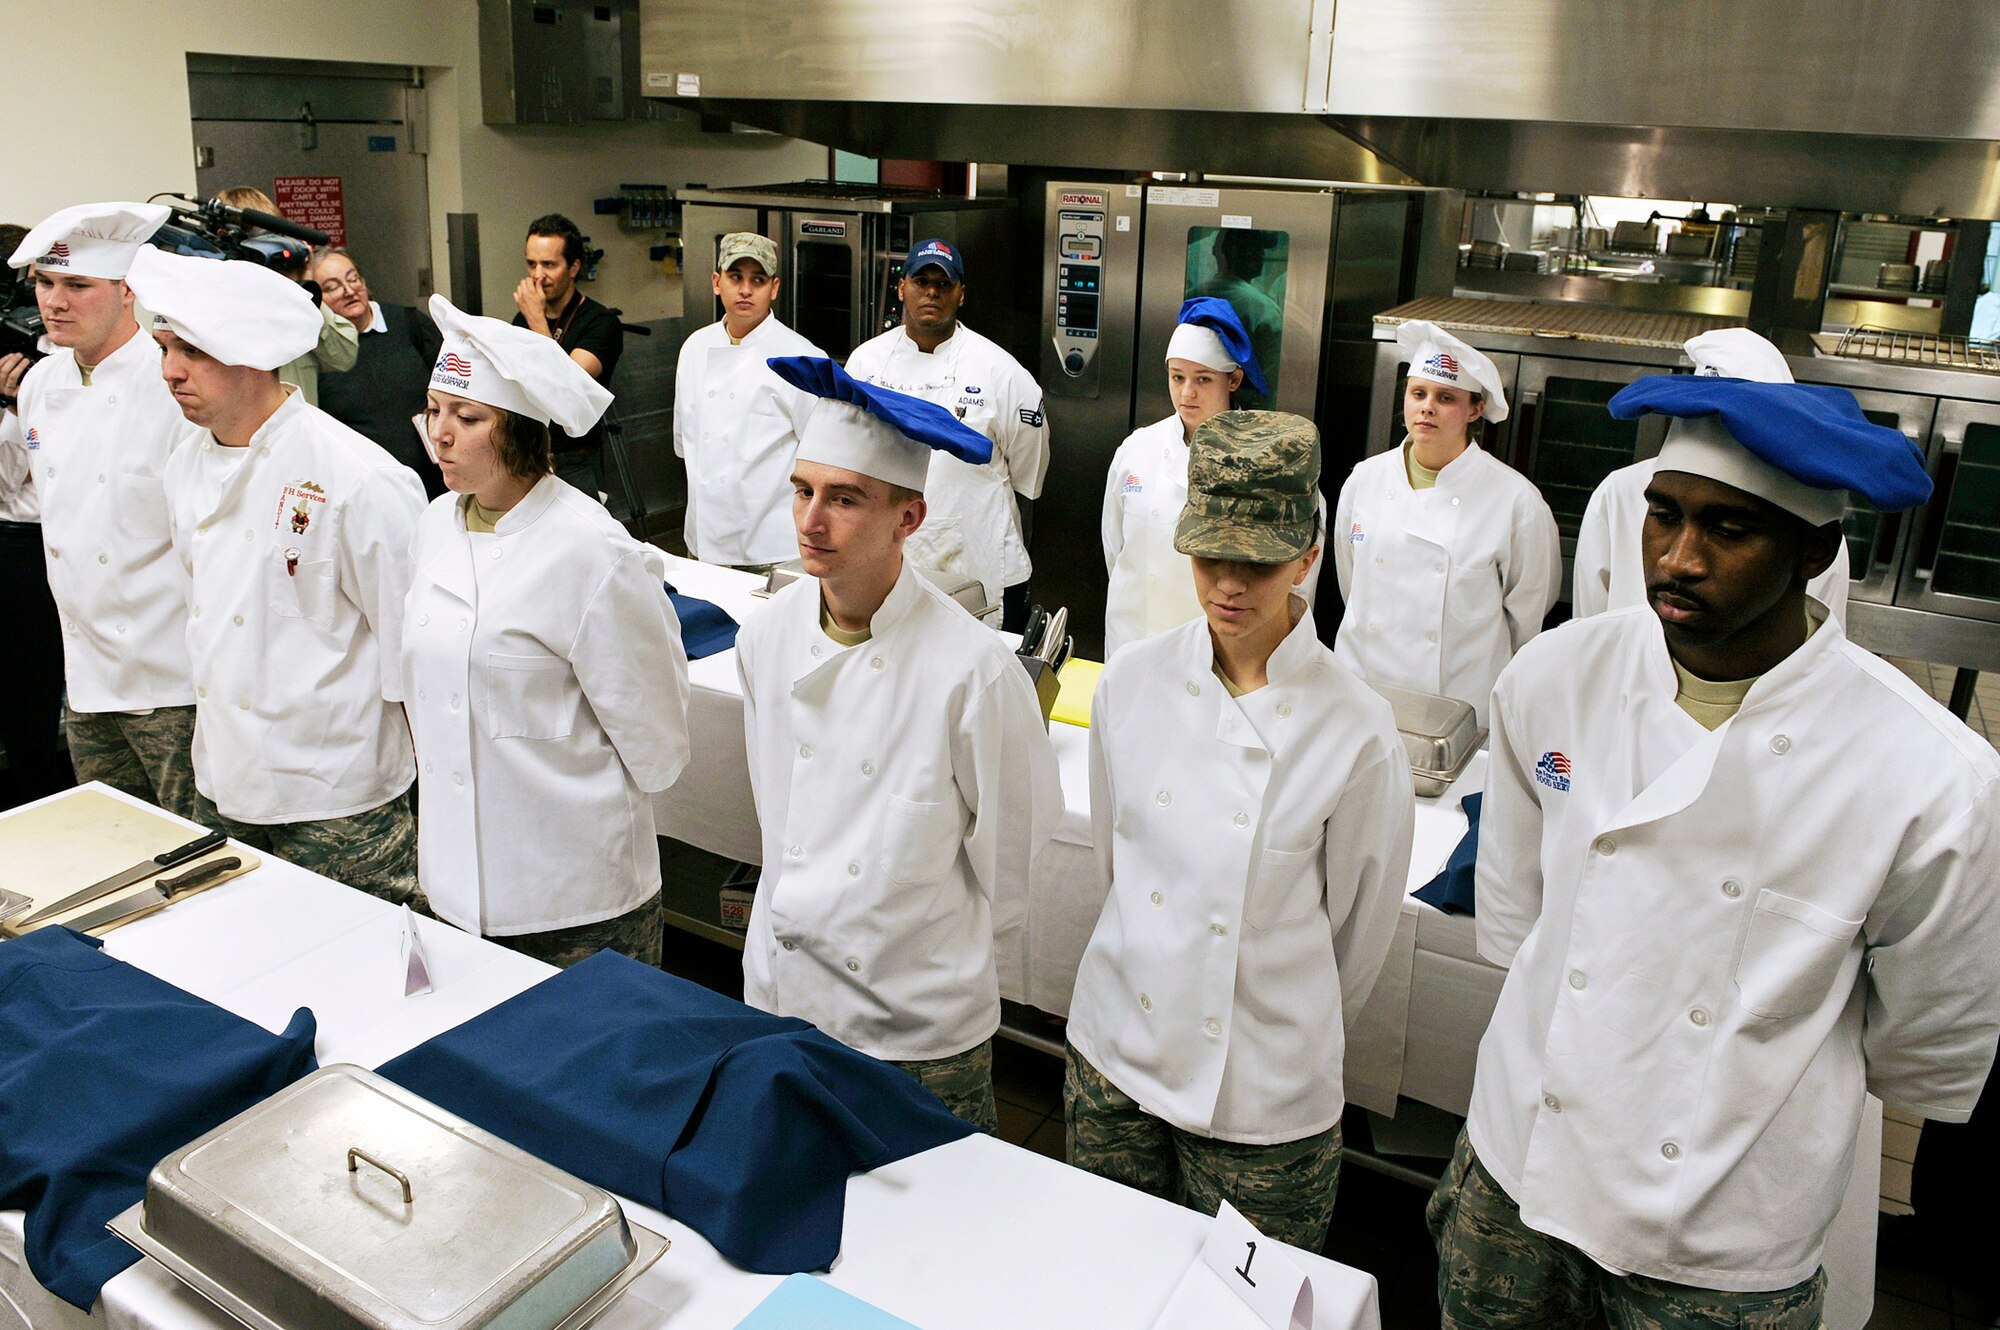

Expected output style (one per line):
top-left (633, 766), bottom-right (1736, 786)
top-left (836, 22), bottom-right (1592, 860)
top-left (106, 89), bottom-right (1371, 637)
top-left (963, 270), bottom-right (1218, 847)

top-left (1830, 327), bottom-right (2000, 372)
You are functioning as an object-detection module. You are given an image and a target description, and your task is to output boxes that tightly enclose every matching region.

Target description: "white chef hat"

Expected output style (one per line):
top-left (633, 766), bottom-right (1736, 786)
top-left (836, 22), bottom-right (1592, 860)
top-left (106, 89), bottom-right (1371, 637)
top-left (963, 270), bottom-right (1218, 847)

top-left (1395, 320), bottom-right (1510, 422)
top-left (769, 356), bottom-right (992, 492)
top-left (126, 246), bottom-right (321, 371)
top-left (9, 202), bottom-right (170, 280)
top-left (1685, 327), bottom-right (1794, 384)
top-left (426, 295), bottom-right (612, 436)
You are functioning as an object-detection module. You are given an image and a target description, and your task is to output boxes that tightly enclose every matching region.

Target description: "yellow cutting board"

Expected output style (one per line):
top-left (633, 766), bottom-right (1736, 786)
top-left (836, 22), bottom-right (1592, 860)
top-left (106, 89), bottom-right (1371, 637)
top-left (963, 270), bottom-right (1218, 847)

top-left (1051, 658), bottom-right (1105, 728)
top-left (0, 786), bottom-right (260, 936)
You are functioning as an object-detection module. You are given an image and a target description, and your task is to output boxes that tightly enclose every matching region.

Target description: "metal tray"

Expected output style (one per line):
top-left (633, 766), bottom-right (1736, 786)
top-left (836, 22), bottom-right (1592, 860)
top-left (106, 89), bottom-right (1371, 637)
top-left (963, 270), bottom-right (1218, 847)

top-left (1367, 682), bottom-right (1486, 798)
top-left (107, 1066), bottom-right (668, 1330)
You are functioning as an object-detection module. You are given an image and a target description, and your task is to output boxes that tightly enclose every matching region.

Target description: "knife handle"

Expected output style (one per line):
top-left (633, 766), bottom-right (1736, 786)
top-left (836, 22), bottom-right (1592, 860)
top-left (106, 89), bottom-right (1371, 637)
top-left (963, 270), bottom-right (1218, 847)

top-left (154, 828), bottom-right (227, 869)
top-left (157, 856), bottom-right (242, 897)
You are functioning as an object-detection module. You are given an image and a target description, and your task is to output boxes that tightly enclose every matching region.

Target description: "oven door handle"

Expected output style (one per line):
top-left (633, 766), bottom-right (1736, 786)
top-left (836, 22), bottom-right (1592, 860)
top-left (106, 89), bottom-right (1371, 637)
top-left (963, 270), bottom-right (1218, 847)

top-left (1908, 427), bottom-right (1962, 584)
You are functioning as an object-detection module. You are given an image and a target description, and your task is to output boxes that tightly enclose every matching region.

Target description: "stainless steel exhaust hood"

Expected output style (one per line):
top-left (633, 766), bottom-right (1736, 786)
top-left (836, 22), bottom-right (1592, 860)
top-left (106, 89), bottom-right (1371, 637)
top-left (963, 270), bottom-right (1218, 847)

top-left (642, 0), bottom-right (2000, 218)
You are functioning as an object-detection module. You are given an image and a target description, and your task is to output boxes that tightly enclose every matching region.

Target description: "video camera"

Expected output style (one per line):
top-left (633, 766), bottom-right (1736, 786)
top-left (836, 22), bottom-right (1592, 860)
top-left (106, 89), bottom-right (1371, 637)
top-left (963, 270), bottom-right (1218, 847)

top-left (0, 269), bottom-right (44, 363)
top-left (147, 195), bottom-right (331, 280)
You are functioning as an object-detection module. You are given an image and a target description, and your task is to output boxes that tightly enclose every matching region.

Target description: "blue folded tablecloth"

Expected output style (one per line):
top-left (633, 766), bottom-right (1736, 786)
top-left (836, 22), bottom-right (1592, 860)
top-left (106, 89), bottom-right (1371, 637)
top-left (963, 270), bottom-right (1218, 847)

top-left (664, 581), bottom-right (740, 659)
top-left (377, 950), bottom-right (974, 1274)
top-left (0, 928), bottom-right (317, 1309)
top-left (1413, 791), bottom-right (1482, 917)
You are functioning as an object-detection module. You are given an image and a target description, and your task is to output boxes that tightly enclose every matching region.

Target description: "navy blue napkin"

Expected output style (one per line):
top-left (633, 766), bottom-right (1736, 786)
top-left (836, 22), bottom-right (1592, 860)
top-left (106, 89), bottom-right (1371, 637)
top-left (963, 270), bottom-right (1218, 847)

top-left (664, 581), bottom-right (740, 659)
top-left (1413, 791), bottom-right (1482, 917)
top-left (377, 950), bottom-right (973, 1274)
top-left (0, 928), bottom-right (317, 1309)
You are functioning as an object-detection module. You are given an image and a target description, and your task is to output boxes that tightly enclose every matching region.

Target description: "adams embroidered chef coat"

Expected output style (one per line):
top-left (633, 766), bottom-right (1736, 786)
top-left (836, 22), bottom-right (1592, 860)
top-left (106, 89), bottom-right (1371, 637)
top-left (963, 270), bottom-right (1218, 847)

top-left (16, 331), bottom-right (194, 711)
top-left (1468, 605), bottom-right (2000, 1292)
top-left (671, 314), bottom-right (823, 565)
top-left (1068, 607), bottom-right (1413, 1142)
top-left (1572, 456), bottom-right (1852, 621)
top-left (163, 389), bottom-right (425, 824)
top-left (842, 324), bottom-right (1049, 609)
top-left (403, 475), bottom-right (691, 936)
top-left (1333, 441), bottom-right (1560, 727)
top-left (736, 559), bottom-right (1062, 1061)
top-left (1101, 413), bottom-right (1329, 659)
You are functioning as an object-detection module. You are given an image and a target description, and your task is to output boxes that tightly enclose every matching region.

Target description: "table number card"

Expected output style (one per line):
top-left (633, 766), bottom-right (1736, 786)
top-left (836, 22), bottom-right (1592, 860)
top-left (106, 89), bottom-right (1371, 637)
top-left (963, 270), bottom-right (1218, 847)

top-left (401, 904), bottom-right (433, 997)
top-left (1151, 1201), bottom-right (1313, 1330)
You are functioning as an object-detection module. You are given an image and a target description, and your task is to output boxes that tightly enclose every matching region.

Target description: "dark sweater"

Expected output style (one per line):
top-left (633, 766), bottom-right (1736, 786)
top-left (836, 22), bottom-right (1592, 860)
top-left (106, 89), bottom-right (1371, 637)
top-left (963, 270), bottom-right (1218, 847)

top-left (319, 303), bottom-right (447, 498)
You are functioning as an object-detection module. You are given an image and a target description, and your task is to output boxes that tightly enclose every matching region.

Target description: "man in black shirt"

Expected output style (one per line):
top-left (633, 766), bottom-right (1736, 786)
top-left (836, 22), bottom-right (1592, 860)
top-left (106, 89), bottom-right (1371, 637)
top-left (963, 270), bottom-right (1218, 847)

top-left (310, 248), bottom-right (446, 497)
top-left (512, 213), bottom-right (623, 497)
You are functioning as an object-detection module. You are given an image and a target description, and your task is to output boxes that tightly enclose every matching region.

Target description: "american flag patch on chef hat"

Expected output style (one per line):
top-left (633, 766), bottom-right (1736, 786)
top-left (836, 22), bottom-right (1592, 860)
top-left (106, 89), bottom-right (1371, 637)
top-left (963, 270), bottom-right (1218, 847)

top-left (1423, 351), bottom-right (1460, 377)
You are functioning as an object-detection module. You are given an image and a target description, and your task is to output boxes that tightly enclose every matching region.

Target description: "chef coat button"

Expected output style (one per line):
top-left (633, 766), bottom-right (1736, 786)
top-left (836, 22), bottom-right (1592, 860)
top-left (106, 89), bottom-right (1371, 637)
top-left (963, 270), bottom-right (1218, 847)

top-left (1203, 1018), bottom-right (1221, 1036)
top-left (1150, 890), bottom-right (1163, 905)
top-left (1661, 1141), bottom-right (1681, 1161)
top-left (423, 763), bottom-right (433, 774)
top-left (97, 473), bottom-right (105, 483)
top-left (418, 614), bottom-right (429, 626)
top-left (1148, 573), bottom-right (1157, 582)
top-left (1721, 879), bottom-right (1743, 898)
top-left (1233, 812), bottom-right (1249, 827)
top-left (197, 524), bottom-right (208, 534)
top-left (1434, 561), bottom-right (1445, 574)
top-left (1568, 970), bottom-right (1586, 990)
top-left (203, 441), bottom-right (213, 452)
top-left (799, 744), bottom-right (812, 760)
top-left (1594, 837), bottom-right (1616, 856)
top-left (845, 958), bottom-right (861, 973)
top-left (1450, 495), bottom-right (1461, 506)
top-left (847, 862), bottom-right (860, 877)
top-left (1770, 734), bottom-right (1792, 755)
top-left (1186, 680), bottom-right (1200, 696)
top-left (260, 447), bottom-right (270, 457)
top-left (458, 619), bottom-right (467, 631)
top-left (197, 686), bottom-right (207, 699)
top-left (811, 644), bottom-right (823, 658)
top-left (870, 656), bottom-right (884, 669)
top-left (192, 605), bottom-right (201, 618)
top-left (46, 467), bottom-right (55, 477)
top-left (782, 940), bottom-right (797, 951)
top-left (418, 687), bottom-right (427, 701)
top-left (47, 547), bottom-right (58, 558)
top-left (243, 530), bottom-right (252, 542)
top-left (707, 389), bottom-right (716, 397)
top-left (115, 624), bottom-right (126, 635)
top-left (97, 552), bottom-right (108, 564)
top-left (1156, 789), bottom-right (1172, 807)
top-left (1689, 1008), bottom-right (1710, 1027)
top-left (1426, 631), bottom-right (1438, 644)
top-left (107, 396), bottom-right (117, 404)
top-left (860, 760), bottom-right (875, 776)
top-left (1209, 922), bottom-right (1227, 936)
top-left (233, 615), bottom-right (244, 626)
top-left (449, 694), bottom-right (460, 711)
top-left (1374, 555), bottom-right (1383, 564)
top-left (452, 773), bottom-right (464, 786)
top-left (1139, 993), bottom-right (1152, 1012)
top-left (237, 697), bottom-right (249, 710)
top-left (788, 844), bottom-right (802, 859)
top-left (1277, 703), bottom-right (1292, 718)
top-left (1543, 1093), bottom-right (1562, 1112)
top-left (491, 549), bottom-right (501, 559)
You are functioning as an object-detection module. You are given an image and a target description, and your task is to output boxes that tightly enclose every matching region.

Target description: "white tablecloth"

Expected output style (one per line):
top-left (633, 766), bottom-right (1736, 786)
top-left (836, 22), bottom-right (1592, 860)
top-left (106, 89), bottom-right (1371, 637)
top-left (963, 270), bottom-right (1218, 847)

top-left (0, 784), bottom-right (1380, 1330)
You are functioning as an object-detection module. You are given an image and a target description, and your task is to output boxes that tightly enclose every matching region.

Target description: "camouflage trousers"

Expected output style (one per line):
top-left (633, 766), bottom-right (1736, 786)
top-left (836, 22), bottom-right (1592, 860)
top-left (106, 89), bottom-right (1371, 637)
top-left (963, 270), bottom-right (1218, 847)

top-left (492, 893), bottom-right (664, 969)
top-left (893, 1039), bottom-right (998, 1133)
top-left (214, 791), bottom-right (423, 910)
top-left (63, 705), bottom-right (210, 826)
top-left (1064, 1044), bottom-right (1343, 1251)
top-left (1427, 1129), bottom-right (1825, 1330)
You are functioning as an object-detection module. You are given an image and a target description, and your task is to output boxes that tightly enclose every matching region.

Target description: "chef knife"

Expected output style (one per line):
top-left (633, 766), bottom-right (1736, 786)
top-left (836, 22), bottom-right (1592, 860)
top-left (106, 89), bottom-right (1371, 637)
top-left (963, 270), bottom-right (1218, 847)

top-left (15, 828), bottom-right (228, 925)
top-left (63, 856), bottom-right (243, 934)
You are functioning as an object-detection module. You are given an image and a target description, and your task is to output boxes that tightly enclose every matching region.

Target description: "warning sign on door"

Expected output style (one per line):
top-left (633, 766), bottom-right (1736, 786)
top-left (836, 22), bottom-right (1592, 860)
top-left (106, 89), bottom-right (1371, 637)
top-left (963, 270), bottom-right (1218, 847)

top-left (271, 176), bottom-right (346, 248)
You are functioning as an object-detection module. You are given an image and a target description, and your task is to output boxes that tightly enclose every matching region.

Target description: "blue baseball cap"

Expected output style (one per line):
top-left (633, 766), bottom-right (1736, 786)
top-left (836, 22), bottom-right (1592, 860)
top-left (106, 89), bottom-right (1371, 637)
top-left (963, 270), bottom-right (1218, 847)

top-left (904, 238), bottom-right (965, 284)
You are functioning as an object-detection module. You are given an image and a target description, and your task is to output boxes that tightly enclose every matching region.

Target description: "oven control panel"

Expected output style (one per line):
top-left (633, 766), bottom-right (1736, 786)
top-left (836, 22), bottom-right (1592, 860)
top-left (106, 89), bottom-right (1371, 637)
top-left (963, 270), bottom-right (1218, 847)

top-left (1053, 194), bottom-right (1110, 378)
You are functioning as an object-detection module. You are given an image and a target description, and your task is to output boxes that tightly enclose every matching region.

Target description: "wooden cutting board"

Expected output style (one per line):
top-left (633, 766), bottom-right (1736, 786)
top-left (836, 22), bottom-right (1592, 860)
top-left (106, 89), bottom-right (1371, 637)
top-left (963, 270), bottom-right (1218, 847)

top-left (0, 786), bottom-right (260, 936)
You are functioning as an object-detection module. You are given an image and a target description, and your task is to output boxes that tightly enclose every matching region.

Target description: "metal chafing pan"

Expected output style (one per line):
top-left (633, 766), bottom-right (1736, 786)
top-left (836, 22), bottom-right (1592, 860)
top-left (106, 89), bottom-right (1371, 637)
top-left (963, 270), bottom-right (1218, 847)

top-left (108, 1065), bottom-right (667, 1330)
top-left (1367, 682), bottom-right (1486, 798)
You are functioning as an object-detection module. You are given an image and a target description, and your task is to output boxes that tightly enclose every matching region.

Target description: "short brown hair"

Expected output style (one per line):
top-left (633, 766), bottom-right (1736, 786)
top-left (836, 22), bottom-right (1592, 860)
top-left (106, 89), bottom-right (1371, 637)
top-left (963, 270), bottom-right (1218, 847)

top-left (491, 407), bottom-right (553, 480)
top-left (885, 482), bottom-right (922, 506)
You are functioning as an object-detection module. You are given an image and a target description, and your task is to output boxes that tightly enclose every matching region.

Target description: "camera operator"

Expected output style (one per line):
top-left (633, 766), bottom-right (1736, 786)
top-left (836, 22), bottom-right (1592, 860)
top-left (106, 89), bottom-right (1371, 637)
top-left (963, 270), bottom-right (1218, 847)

top-left (1, 203), bottom-right (205, 820)
top-left (0, 221), bottom-right (72, 807)
top-left (310, 247), bottom-right (445, 497)
top-left (512, 213), bottom-right (622, 498)
top-left (216, 186), bottom-right (357, 406)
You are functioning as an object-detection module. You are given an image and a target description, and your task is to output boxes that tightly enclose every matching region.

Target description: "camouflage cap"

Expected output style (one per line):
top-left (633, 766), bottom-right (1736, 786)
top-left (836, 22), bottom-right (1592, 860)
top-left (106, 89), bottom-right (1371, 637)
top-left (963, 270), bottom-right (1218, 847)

top-left (1175, 410), bottom-right (1322, 563)
top-left (716, 232), bottom-right (778, 276)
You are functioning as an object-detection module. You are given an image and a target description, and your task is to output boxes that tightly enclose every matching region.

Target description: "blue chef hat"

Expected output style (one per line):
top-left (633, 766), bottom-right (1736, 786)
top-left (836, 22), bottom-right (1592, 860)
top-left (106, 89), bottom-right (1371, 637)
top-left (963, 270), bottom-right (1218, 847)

top-left (1608, 375), bottom-right (1932, 524)
top-left (1167, 297), bottom-right (1271, 400)
top-left (768, 356), bottom-right (992, 491)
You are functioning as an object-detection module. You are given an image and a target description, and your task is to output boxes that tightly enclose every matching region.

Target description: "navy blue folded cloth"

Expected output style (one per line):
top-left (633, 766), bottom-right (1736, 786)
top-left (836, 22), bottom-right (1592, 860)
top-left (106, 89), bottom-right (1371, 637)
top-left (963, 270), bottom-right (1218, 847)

top-left (664, 581), bottom-right (740, 659)
top-left (0, 928), bottom-right (317, 1309)
top-left (377, 950), bottom-right (974, 1274)
top-left (1413, 791), bottom-right (1482, 917)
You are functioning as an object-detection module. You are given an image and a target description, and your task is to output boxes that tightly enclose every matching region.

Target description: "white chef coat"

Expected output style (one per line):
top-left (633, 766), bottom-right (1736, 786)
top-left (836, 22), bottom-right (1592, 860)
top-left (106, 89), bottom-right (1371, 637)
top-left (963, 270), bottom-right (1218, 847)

top-left (736, 559), bottom-right (1062, 1061)
top-left (1572, 457), bottom-right (1852, 621)
top-left (1101, 414), bottom-right (1330, 658)
top-left (672, 314), bottom-right (824, 565)
top-left (1468, 605), bottom-right (2000, 1292)
top-left (1333, 441), bottom-right (1560, 727)
top-left (1068, 608), bottom-right (1413, 1142)
top-left (16, 332), bottom-right (195, 711)
top-left (403, 475), bottom-right (692, 936)
top-left (164, 389), bottom-right (426, 824)
top-left (843, 324), bottom-right (1050, 609)
top-left (0, 409), bottom-right (36, 522)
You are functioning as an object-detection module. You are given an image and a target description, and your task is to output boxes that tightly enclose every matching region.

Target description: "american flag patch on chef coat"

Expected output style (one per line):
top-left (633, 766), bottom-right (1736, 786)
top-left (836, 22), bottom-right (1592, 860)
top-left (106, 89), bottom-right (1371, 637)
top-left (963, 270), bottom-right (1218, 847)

top-left (1121, 473), bottom-right (1142, 494)
top-left (24, 427), bottom-right (40, 449)
top-left (1349, 521), bottom-right (1364, 543)
top-left (1535, 751), bottom-right (1571, 792)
